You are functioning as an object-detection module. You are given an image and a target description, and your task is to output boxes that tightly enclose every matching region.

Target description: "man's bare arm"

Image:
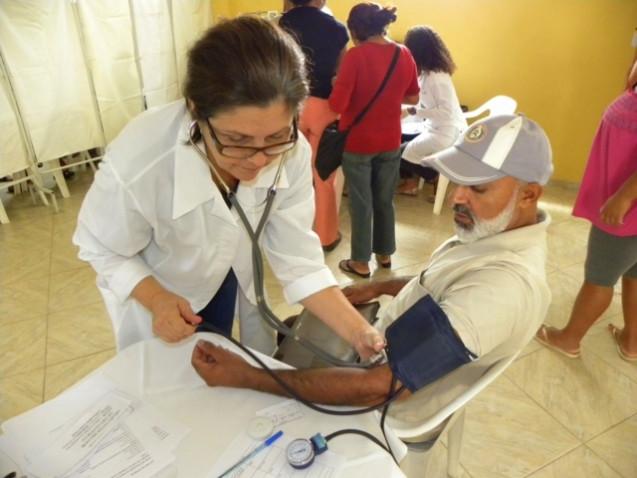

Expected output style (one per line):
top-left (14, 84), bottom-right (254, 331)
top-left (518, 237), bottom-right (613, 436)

top-left (343, 276), bottom-right (413, 304)
top-left (191, 340), bottom-right (410, 407)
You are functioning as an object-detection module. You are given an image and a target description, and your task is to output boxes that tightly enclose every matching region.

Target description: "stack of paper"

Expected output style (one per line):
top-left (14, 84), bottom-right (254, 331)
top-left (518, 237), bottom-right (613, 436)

top-left (0, 374), bottom-right (189, 478)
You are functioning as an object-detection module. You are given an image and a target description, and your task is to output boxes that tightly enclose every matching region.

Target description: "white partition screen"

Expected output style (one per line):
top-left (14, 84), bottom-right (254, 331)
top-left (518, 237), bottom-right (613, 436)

top-left (0, 0), bottom-right (214, 174)
top-left (0, 1), bottom-right (103, 163)
top-left (0, 74), bottom-right (30, 177)
top-left (171, 0), bottom-right (213, 87)
top-left (130, 0), bottom-right (180, 108)
top-left (75, 0), bottom-right (144, 143)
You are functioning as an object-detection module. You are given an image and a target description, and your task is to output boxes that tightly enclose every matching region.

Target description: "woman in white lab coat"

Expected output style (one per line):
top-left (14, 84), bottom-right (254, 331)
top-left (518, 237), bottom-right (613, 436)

top-left (73, 17), bottom-right (384, 356)
top-left (397, 25), bottom-right (466, 195)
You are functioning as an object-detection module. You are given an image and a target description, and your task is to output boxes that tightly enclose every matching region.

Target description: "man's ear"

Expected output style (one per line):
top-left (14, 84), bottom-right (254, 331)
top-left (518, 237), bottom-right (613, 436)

top-left (519, 183), bottom-right (543, 208)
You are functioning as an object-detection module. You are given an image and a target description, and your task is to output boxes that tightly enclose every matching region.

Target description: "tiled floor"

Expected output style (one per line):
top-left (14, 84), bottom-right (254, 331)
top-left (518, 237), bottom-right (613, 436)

top-left (1, 170), bottom-right (636, 478)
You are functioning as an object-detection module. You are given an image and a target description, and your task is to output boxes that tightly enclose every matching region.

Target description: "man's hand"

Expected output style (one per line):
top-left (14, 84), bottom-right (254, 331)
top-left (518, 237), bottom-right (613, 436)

top-left (150, 290), bottom-right (202, 342)
top-left (600, 192), bottom-right (633, 226)
top-left (191, 340), bottom-right (254, 388)
top-left (342, 282), bottom-right (380, 304)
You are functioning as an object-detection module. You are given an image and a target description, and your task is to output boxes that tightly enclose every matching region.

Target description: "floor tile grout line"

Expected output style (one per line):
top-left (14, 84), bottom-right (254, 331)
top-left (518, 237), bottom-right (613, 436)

top-left (507, 350), bottom-right (637, 477)
top-left (583, 411), bottom-right (637, 445)
top-left (580, 443), bottom-right (631, 478)
top-left (42, 189), bottom-right (59, 404)
top-left (503, 357), bottom-right (583, 442)
top-left (0, 347), bottom-right (116, 382)
top-left (586, 344), bottom-right (637, 387)
top-left (521, 442), bottom-right (582, 478)
top-left (460, 371), bottom-right (581, 478)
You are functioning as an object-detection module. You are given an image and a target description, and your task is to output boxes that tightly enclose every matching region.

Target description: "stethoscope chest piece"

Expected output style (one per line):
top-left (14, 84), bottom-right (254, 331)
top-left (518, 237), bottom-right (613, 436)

top-left (286, 438), bottom-right (315, 470)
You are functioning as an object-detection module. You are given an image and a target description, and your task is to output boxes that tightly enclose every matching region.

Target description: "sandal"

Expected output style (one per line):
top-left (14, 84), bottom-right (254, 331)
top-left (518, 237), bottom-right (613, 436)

top-left (375, 254), bottom-right (391, 269)
top-left (322, 232), bottom-right (342, 253)
top-left (338, 259), bottom-right (370, 279)
top-left (608, 324), bottom-right (637, 362)
top-left (535, 324), bottom-right (581, 358)
top-left (397, 188), bottom-right (418, 197)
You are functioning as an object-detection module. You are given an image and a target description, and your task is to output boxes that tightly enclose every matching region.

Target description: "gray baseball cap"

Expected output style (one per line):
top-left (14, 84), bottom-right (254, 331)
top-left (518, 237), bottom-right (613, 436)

top-left (423, 114), bottom-right (553, 185)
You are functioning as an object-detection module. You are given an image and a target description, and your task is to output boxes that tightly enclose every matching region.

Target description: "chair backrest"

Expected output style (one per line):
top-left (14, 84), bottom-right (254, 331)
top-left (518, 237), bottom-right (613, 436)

top-left (388, 351), bottom-right (520, 440)
top-left (463, 95), bottom-right (517, 123)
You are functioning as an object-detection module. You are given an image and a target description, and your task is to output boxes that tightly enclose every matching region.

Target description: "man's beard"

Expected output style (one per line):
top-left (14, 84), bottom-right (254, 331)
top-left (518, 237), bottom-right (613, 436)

top-left (453, 191), bottom-right (518, 243)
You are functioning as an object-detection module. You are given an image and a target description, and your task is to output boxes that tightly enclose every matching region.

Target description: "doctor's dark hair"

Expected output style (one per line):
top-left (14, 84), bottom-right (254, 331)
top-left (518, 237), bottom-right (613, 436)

top-left (404, 25), bottom-right (456, 75)
top-left (347, 3), bottom-right (397, 42)
top-left (184, 16), bottom-right (308, 122)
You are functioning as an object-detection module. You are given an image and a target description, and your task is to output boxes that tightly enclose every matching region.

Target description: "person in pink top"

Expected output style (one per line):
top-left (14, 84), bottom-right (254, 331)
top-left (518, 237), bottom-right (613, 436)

top-left (535, 86), bottom-right (637, 361)
top-left (329, 2), bottom-right (419, 278)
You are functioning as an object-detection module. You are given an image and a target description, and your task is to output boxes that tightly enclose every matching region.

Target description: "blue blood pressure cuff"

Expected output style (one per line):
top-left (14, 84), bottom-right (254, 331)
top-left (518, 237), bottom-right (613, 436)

top-left (385, 295), bottom-right (477, 392)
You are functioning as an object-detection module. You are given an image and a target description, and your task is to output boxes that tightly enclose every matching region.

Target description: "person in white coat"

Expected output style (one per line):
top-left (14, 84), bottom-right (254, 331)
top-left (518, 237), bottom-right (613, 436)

top-left (398, 25), bottom-right (466, 195)
top-left (73, 17), bottom-right (385, 357)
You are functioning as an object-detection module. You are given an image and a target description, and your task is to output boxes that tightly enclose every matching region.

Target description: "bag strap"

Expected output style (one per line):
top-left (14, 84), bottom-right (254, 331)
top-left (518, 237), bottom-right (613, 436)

top-left (347, 45), bottom-right (401, 131)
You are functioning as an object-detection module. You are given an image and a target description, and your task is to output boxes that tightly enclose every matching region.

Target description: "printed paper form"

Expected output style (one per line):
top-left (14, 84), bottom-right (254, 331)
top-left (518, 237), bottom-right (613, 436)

top-left (60, 425), bottom-right (172, 478)
top-left (60, 403), bottom-right (189, 478)
top-left (27, 391), bottom-right (134, 477)
top-left (256, 399), bottom-right (304, 427)
top-left (22, 392), bottom-right (190, 478)
top-left (208, 433), bottom-right (344, 478)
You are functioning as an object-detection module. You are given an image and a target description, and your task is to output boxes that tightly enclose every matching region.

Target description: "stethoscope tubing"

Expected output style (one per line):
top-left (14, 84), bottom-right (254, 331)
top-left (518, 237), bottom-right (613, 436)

top-left (188, 127), bottom-right (370, 368)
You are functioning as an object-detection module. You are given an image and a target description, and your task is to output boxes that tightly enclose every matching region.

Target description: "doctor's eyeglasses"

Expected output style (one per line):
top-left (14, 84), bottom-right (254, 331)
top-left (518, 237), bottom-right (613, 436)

top-left (207, 119), bottom-right (298, 159)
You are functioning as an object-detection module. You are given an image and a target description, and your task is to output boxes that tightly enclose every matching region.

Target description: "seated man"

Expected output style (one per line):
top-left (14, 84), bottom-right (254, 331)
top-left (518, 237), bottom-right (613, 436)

top-left (191, 114), bottom-right (553, 427)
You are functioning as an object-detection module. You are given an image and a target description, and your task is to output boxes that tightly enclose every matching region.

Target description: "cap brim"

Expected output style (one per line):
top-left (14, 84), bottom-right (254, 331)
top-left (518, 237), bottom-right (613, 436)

top-left (422, 145), bottom-right (506, 186)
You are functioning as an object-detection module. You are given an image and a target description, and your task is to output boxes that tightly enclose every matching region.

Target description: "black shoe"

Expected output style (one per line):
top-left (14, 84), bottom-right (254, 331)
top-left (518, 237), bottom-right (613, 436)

top-left (322, 232), bottom-right (342, 252)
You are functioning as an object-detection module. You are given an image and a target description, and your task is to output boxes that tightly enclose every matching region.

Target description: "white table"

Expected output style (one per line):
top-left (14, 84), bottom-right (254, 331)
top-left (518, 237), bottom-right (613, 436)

top-left (1, 333), bottom-right (406, 477)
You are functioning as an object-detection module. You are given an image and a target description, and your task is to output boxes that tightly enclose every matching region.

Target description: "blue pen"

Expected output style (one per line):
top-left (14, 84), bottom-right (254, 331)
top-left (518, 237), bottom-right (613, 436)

top-left (217, 430), bottom-right (284, 478)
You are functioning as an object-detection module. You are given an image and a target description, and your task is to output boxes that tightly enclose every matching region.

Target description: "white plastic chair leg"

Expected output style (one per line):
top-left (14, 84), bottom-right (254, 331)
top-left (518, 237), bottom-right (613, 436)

top-left (51, 159), bottom-right (70, 198)
top-left (446, 408), bottom-right (465, 478)
top-left (29, 185), bottom-right (36, 205)
top-left (433, 174), bottom-right (449, 215)
top-left (37, 188), bottom-right (49, 207)
top-left (0, 197), bottom-right (9, 224)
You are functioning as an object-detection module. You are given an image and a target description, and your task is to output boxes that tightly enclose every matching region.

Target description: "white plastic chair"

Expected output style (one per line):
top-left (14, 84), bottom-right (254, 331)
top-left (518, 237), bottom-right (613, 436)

top-left (388, 351), bottom-right (520, 477)
top-left (0, 168), bottom-right (57, 224)
top-left (432, 95), bottom-right (518, 215)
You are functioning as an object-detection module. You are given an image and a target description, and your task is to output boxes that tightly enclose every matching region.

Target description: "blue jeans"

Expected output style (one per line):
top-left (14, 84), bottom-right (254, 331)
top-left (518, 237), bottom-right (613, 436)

top-left (342, 149), bottom-right (401, 262)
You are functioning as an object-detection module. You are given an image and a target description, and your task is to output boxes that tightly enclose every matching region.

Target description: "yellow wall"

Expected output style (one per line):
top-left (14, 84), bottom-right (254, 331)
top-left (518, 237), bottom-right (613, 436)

top-left (213, 0), bottom-right (637, 183)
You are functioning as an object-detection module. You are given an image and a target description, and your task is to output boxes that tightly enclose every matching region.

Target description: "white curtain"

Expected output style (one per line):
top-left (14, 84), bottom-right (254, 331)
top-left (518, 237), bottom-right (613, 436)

top-left (171, 0), bottom-right (213, 88)
top-left (0, 0), bottom-right (213, 172)
top-left (0, 0), bottom-right (103, 163)
top-left (130, 0), bottom-right (180, 108)
top-left (75, 0), bottom-right (144, 143)
top-left (0, 73), bottom-right (30, 177)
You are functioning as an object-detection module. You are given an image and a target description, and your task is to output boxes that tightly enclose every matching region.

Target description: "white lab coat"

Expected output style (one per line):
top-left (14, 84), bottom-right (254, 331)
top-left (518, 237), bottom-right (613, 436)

top-left (73, 100), bottom-right (336, 352)
top-left (402, 72), bottom-right (466, 163)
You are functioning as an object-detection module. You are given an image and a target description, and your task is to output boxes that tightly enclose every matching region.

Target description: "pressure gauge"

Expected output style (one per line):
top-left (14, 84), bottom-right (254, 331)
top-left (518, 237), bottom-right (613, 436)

top-left (286, 438), bottom-right (315, 469)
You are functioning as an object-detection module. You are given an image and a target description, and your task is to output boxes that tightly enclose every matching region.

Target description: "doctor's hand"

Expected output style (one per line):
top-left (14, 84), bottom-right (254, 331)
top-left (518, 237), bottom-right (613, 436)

top-left (191, 339), bottom-right (253, 388)
top-left (352, 324), bottom-right (386, 361)
top-left (150, 290), bottom-right (202, 343)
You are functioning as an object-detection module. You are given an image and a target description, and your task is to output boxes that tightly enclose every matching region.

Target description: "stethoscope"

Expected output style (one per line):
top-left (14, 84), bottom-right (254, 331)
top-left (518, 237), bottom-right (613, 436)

top-left (189, 123), bottom-right (401, 473)
top-left (188, 121), bottom-right (369, 368)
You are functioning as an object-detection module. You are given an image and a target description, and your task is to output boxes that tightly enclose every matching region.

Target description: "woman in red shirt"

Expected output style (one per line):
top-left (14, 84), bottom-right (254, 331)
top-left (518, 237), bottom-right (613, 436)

top-left (329, 3), bottom-right (419, 277)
